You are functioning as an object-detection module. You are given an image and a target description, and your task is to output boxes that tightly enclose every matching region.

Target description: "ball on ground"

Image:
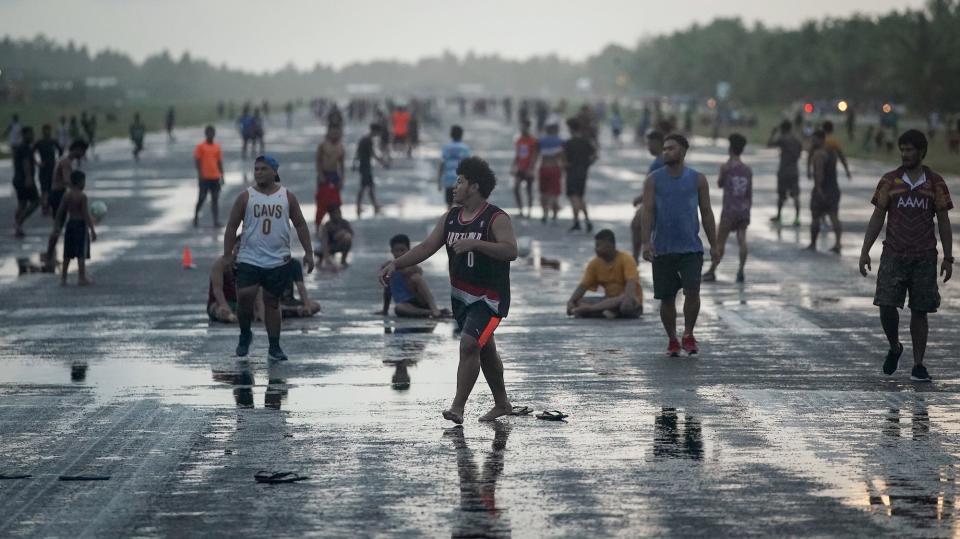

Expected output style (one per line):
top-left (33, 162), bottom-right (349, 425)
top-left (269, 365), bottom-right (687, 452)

top-left (90, 200), bottom-right (108, 223)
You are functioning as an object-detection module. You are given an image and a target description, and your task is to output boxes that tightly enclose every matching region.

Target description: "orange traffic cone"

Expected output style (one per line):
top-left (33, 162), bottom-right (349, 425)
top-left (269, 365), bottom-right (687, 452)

top-left (182, 246), bottom-right (195, 269)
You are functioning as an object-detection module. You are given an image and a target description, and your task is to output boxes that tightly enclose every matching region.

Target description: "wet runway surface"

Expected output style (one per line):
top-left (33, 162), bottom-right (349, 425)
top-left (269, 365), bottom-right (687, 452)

top-left (1, 110), bottom-right (959, 537)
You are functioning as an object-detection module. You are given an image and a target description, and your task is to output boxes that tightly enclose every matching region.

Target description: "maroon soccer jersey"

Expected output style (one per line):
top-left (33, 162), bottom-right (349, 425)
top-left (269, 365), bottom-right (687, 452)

top-left (871, 166), bottom-right (953, 256)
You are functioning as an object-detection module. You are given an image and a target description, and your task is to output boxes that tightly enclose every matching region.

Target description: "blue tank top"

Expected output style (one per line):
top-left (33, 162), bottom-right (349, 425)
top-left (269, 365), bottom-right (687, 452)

top-left (652, 166), bottom-right (704, 255)
top-left (389, 271), bottom-right (415, 304)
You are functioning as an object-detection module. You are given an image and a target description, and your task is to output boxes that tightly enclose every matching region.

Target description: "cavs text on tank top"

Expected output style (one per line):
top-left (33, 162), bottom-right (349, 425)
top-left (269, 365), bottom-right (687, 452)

top-left (237, 186), bottom-right (292, 269)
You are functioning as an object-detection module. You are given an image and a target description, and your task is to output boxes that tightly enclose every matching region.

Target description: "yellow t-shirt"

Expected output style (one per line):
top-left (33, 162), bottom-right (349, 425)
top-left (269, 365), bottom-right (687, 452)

top-left (580, 251), bottom-right (642, 300)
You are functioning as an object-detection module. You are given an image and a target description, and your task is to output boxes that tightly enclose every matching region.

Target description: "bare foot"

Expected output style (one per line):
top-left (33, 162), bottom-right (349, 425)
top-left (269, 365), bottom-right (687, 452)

top-left (602, 309), bottom-right (618, 320)
top-left (478, 404), bottom-right (513, 422)
top-left (442, 408), bottom-right (464, 425)
top-left (78, 277), bottom-right (94, 286)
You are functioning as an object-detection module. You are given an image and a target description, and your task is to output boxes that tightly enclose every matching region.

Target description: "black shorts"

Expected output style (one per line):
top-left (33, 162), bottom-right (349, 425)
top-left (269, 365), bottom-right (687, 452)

top-left (445, 187), bottom-right (455, 206)
top-left (874, 251), bottom-right (940, 313)
top-left (198, 179), bottom-right (221, 199)
top-left (48, 190), bottom-right (65, 214)
top-left (360, 170), bottom-right (374, 187)
top-left (565, 171), bottom-right (587, 197)
top-left (777, 172), bottom-right (799, 199)
top-left (810, 189), bottom-right (840, 216)
top-left (63, 219), bottom-right (90, 260)
top-left (14, 182), bottom-right (39, 203)
top-left (652, 252), bottom-right (703, 300)
top-left (39, 167), bottom-right (54, 193)
top-left (452, 299), bottom-right (501, 348)
top-left (236, 261), bottom-right (293, 298)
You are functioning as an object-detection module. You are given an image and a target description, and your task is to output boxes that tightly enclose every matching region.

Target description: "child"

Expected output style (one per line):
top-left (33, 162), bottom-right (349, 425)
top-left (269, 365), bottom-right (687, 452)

top-left (314, 174), bottom-right (342, 238)
top-left (377, 233), bottom-right (448, 318)
top-left (54, 170), bottom-right (96, 285)
top-left (703, 133), bottom-right (752, 283)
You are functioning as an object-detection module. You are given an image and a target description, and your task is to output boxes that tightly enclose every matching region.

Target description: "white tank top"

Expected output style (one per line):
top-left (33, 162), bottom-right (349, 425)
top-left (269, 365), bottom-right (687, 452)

top-left (237, 186), bottom-right (291, 269)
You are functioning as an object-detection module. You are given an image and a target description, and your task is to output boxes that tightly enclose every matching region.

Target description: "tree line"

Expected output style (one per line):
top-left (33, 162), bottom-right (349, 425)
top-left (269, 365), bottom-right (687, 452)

top-left (2, 0), bottom-right (958, 111)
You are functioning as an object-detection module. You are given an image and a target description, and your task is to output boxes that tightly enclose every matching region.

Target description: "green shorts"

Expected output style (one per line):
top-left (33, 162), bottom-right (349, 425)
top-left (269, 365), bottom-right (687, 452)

top-left (236, 261), bottom-right (292, 298)
top-left (874, 251), bottom-right (940, 313)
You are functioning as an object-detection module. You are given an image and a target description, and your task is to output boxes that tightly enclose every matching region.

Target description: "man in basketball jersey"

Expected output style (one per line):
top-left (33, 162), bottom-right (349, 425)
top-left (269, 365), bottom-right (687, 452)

top-left (223, 155), bottom-right (314, 361)
top-left (379, 156), bottom-right (517, 424)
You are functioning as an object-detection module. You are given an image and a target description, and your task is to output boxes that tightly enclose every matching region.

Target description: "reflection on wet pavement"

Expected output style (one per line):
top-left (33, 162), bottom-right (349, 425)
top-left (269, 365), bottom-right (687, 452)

top-left (448, 423), bottom-right (511, 539)
top-left (653, 407), bottom-right (704, 460)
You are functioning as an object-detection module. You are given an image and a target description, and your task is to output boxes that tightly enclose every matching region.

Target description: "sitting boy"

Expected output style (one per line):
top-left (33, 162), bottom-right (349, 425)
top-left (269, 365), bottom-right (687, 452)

top-left (378, 233), bottom-right (449, 318)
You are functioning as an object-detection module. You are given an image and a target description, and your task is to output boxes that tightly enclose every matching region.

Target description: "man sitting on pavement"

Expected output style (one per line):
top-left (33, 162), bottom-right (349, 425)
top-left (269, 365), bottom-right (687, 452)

top-left (280, 258), bottom-right (321, 318)
top-left (566, 229), bottom-right (643, 319)
top-left (208, 244), bottom-right (242, 323)
top-left (378, 233), bottom-right (450, 318)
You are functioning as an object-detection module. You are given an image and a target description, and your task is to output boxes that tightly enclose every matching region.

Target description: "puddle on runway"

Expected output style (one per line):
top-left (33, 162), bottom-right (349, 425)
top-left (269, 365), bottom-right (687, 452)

top-left (0, 322), bottom-right (463, 420)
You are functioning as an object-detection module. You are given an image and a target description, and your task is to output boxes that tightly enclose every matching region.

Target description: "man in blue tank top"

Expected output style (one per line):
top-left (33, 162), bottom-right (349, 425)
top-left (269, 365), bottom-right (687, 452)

top-left (380, 156), bottom-right (518, 424)
top-left (640, 134), bottom-right (719, 357)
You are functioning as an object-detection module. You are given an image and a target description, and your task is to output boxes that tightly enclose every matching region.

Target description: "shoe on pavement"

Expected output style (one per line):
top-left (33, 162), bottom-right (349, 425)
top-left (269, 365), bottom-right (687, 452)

top-left (268, 344), bottom-right (288, 361)
top-left (702, 271), bottom-right (717, 283)
top-left (792, 216), bottom-right (801, 227)
top-left (666, 338), bottom-right (681, 357)
top-left (569, 222), bottom-right (582, 232)
top-left (769, 216), bottom-right (781, 225)
top-left (682, 334), bottom-right (699, 355)
top-left (736, 270), bottom-right (745, 283)
top-left (236, 331), bottom-right (253, 357)
top-left (911, 364), bottom-right (932, 382)
top-left (882, 342), bottom-right (903, 375)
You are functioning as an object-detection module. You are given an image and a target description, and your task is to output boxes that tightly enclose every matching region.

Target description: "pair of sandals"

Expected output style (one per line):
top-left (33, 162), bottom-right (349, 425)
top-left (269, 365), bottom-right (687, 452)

top-left (509, 406), bottom-right (569, 421)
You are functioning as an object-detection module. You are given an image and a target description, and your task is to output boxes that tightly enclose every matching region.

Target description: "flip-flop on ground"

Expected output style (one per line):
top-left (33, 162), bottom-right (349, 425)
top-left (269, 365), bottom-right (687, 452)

top-left (509, 406), bottom-right (533, 416)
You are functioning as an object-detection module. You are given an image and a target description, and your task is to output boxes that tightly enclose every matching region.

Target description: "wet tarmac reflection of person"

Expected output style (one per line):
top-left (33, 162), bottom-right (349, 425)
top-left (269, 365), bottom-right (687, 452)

top-left (447, 423), bottom-right (511, 539)
top-left (653, 407), bottom-right (703, 460)
top-left (868, 403), bottom-right (954, 525)
top-left (383, 322), bottom-right (436, 390)
top-left (264, 362), bottom-right (289, 410)
top-left (70, 362), bottom-right (88, 383)
top-left (211, 360), bottom-right (289, 410)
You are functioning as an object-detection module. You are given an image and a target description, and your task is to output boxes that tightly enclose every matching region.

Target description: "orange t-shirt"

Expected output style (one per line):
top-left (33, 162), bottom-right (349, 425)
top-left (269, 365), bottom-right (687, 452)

top-left (193, 141), bottom-right (222, 180)
top-left (392, 110), bottom-right (410, 136)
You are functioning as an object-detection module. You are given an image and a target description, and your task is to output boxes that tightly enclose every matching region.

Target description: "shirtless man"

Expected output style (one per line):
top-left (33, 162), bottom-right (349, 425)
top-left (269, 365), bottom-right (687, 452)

top-left (317, 126), bottom-right (346, 192)
top-left (315, 126), bottom-right (346, 230)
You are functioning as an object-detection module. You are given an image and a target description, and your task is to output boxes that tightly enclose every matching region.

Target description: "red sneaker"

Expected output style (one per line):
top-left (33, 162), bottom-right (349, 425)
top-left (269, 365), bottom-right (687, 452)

top-left (682, 334), bottom-right (699, 355)
top-left (666, 337), bottom-right (681, 357)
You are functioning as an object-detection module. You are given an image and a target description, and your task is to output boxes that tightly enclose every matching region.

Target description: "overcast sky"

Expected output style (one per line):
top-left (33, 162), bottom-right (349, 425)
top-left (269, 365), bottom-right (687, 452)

top-left (1, 0), bottom-right (928, 72)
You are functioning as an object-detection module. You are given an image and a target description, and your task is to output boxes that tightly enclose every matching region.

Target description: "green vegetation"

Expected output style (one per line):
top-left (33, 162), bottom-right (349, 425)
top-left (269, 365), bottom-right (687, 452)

top-left (599, 0), bottom-right (960, 112)
top-left (0, 102), bottom-right (221, 157)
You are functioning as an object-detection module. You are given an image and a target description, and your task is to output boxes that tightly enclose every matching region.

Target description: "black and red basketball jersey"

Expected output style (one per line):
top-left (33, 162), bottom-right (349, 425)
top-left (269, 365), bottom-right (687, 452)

top-left (443, 202), bottom-right (511, 317)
